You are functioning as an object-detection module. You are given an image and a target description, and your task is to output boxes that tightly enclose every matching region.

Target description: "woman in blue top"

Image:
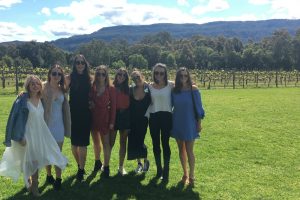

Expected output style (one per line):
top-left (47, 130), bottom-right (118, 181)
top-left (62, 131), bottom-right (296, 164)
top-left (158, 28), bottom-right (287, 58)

top-left (171, 67), bottom-right (205, 186)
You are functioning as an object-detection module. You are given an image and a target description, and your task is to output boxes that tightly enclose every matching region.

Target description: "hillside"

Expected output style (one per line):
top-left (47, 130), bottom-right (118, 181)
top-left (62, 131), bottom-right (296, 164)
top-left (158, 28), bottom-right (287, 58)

top-left (51, 19), bottom-right (300, 51)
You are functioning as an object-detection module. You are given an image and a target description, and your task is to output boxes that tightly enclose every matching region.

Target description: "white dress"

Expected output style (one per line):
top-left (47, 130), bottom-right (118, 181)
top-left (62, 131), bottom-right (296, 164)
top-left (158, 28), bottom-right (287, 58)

top-left (0, 100), bottom-right (68, 187)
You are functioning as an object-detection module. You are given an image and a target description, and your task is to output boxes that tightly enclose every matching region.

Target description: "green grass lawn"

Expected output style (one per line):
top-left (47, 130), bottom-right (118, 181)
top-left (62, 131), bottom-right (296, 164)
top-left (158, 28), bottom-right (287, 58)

top-left (0, 88), bottom-right (299, 200)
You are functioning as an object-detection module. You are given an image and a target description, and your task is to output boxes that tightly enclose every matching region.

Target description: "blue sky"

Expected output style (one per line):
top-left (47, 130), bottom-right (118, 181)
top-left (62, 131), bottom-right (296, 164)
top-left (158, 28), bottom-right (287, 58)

top-left (0, 0), bottom-right (299, 42)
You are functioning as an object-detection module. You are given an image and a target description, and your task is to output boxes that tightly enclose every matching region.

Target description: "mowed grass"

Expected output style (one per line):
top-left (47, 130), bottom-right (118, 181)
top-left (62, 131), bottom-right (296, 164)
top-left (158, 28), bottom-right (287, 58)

top-left (0, 88), bottom-right (299, 200)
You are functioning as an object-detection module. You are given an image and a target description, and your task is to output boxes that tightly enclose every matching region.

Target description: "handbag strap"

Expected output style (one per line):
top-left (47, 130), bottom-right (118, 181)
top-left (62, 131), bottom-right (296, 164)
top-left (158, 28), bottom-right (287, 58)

top-left (190, 85), bottom-right (198, 121)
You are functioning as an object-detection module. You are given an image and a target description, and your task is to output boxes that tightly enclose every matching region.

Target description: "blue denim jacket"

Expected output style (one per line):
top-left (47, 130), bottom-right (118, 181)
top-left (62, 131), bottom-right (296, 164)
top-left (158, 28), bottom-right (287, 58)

top-left (4, 93), bottom-right (29, 147)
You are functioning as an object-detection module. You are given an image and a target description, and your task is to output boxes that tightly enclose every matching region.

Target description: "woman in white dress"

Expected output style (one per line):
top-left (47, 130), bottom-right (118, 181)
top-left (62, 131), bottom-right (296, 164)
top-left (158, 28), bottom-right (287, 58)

top-left (0, 75), bottom-right (68, 197)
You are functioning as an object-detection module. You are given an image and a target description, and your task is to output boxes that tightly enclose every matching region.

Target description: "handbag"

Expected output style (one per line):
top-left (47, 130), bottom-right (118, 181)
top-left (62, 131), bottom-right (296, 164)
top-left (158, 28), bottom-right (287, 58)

top-left (190, 86), bottom-right (200, 132)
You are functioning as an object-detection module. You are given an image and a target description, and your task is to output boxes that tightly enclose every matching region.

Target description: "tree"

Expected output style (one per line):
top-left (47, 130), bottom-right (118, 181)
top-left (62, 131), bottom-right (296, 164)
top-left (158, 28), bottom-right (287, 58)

top-left (129, 54), bottom-right (148, 68)
top-left (111, 60), bottom-right (126, 69)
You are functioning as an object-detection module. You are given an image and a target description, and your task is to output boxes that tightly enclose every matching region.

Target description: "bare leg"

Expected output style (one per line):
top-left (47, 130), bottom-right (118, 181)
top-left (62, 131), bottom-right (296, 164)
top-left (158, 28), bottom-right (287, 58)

top-left (78, 146), bottom-right (87, 169)
top-left (91, 131), bottom-right (102, 160)
top-left (185, 140), bottom-right (195, 181)
top-left (119, 130), bottom-right (128, 170)
top-left (101, 133), bottom-right (111, 167)
top-left (71, 145), bottom-right (79, 165)
top-left (176, 140), bottom-right (188, 181)
top-left (55, 142), bottom-right (63, 179)
top-left (109, 130), bottom-right (117, 150)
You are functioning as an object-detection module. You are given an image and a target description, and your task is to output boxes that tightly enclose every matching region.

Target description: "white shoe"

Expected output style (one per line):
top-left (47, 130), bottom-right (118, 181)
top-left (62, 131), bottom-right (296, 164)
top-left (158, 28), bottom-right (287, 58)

top-left (135, 163), bottom-right (143, 173)
top-left (118, 167), bottom-right (128, 176)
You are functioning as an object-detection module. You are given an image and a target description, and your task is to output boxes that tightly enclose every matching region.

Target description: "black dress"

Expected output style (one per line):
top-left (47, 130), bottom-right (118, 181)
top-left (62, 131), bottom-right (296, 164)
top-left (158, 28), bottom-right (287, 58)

top-left (127, 84), bottom-right (151, 160)
top-left (69, 74), bottom-right (91, 146)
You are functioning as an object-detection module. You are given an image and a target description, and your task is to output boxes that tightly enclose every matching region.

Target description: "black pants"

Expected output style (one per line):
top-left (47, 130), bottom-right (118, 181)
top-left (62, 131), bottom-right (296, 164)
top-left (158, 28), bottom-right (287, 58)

top-left (149, 112), bottom-right (172, 167)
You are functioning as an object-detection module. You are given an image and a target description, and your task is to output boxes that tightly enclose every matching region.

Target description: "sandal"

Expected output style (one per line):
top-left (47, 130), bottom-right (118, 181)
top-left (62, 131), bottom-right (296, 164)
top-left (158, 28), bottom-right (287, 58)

top-left (181, 175), bottom-right (189, 184)
top-left (189, 177), bottom-right (195, 187)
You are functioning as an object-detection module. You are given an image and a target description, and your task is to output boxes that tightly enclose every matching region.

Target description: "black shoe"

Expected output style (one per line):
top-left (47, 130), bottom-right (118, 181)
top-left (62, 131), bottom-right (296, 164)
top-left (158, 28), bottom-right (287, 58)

top-left (76, 169), bottom-right (84, 182)
top-left (46, 175), bottom-right (55, 185)
top-left (93, 160), bottom-right (102, 172)
top-left (78, 164), bottom-right (86, 175)
top-left (54, 178), bottom-right (62, 190)
top-left (103, 166), bottom-right (110, 178)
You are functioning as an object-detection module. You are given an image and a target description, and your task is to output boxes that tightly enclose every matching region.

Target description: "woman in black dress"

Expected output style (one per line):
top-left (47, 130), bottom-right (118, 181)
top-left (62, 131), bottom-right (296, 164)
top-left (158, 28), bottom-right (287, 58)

top-left (66, 54), bottom-right (92, 182)
top-left (127, 70), bottom-right (151, 173)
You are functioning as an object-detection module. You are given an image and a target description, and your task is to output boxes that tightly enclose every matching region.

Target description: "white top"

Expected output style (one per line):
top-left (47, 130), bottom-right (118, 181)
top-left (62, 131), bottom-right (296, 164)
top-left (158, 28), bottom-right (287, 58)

top-left (148, 81), bottom-right (173, 113)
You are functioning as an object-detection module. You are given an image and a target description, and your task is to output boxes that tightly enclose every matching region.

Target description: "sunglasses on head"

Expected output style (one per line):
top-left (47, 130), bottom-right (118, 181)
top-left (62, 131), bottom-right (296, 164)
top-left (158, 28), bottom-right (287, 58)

top-left (117, 73), bottom-right (126, 77)
top-left (154, 71), bottom-right (165, 76)
top-left (96, 72), bottom-right (106, 77)
top-left (76, 60), bottom-right (85, 65)
top-left (51, 72), bottom-right (62, 77)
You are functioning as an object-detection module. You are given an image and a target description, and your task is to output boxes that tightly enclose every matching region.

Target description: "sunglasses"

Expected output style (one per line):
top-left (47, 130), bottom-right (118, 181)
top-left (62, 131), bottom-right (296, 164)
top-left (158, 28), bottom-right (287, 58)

top-left (51, 72), bottom-right (62, 77)
top-left (180, 74), bottom-right (188, 78)
top-left (76, 60), bottom-right (85, 65)
top-left (96, 72), bottom-right (106, 77)
top-left (132, 75), bottom-right (140, 81)
top-left (154, 71), bottom-right (165, 76)
top-left (117, 73), bottom-right (126, 78)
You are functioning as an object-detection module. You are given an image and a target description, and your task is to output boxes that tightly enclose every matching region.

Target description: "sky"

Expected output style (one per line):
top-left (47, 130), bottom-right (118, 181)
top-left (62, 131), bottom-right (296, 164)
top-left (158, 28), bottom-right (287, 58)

top-left (0, 0), bottom-right (299, 43)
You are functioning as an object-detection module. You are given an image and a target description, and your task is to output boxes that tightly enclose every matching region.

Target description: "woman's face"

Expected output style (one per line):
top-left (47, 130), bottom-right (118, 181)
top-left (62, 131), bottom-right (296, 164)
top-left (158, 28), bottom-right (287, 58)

top-left (75, 58), bottom-right (86, 74)
top-left (179, 70), bottom-right (188, 84)
top-left (29, 78), bottom-right (42, 94)
top-left (96, 69), bottom-right (106, 83)
top-left (154, 67), bottom-right (165, 83)
top-left (131, 72), bottom-right (143, 86)
top-left (50, 68), bottom-right (63, 84)
top-left (116, 70), bottom-right (126, 84)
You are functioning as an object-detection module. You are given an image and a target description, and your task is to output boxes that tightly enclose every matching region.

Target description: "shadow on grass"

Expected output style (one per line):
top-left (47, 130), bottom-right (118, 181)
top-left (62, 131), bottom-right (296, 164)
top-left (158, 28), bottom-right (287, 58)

top-left (5, 171), bottom-right (201, 200)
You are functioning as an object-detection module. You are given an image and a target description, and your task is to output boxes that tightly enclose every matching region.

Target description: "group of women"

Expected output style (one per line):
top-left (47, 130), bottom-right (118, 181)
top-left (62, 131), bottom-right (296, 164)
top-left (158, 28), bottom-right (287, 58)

top-left (0, 54), bottom-right (205, 197)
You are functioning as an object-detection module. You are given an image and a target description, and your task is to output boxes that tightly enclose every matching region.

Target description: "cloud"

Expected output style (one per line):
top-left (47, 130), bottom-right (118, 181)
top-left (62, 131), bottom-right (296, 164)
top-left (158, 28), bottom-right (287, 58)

top-left (191, 0), bottom-right (230, 15)
top-left (0, 0), bottom-right (21, 9)
top-left (248, 0), bottom-right (270, 5)
top-left (0, 22), bottom-right (49, 42)
top-left (40, 7), bottom-right (51, 16)
top-left (177, 0), bottom-right (189, 6)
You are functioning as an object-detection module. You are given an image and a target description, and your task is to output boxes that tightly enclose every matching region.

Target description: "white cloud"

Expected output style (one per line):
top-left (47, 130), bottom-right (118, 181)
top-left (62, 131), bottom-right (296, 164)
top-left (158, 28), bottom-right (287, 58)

top-left (192, 0), bottom-right (230, 15)
top-left (40, 7), bottom-right (51, 16)
top-left (248, 0), bottom-right (270, 5)
top-left (0, 22), bottom-right (49, 42)
top-left (0, 0), bottom-right (21, 9)
top-left (177, 0), bottom-right (189, 6)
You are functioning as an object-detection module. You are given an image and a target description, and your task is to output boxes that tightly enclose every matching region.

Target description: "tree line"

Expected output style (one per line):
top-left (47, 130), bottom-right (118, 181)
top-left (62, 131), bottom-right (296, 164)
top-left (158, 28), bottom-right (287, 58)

top-left (1, 29), bottom-right (300, 71)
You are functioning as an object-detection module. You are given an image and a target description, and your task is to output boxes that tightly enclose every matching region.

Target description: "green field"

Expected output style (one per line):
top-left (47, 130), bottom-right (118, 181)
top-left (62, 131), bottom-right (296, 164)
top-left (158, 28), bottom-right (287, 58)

top-left (0, 88), bottom-right (299, 200)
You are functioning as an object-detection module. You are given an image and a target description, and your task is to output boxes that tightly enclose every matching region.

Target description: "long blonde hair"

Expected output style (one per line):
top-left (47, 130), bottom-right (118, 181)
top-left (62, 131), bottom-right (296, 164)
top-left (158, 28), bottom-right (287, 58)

top-left (24, 75), bottom-right (43, 98)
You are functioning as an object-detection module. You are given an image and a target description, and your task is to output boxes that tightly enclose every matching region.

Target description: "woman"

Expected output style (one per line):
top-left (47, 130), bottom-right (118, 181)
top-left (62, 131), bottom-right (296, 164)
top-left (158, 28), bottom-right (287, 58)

top-left (90, 65), bottom-right (116, 178)
top-left (42, 64), bottom-right (71, 190)
top-left (128, 69), bottom-right (151, 173)
top-left (148, 63), bottom-right (173, 182)
top-left (110, 68), bottom-right (130, 176)
top-left (66, 54), bottom-right (92, 182)
top-left (0, 75), bottom-right (67, 197)
top-left (171, 67), bottom-right (205, 186)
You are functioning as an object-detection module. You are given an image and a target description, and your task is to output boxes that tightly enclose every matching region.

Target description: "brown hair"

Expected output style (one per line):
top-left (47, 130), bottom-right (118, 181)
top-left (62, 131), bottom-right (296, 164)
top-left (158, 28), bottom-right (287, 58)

top-left (173, 67), bottom-right (192, 93)
top-left (47, 64), bottom-right (67, 93)
top-left (152, 63), bottom-right (168, 85)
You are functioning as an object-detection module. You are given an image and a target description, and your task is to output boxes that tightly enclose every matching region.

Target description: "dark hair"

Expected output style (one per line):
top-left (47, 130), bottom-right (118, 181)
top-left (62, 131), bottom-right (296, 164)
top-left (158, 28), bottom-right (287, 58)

top-left (113, 68), bottom-right (129, 94)
top-left (93, 65), bottom-right (111, 88)
top-left (70, 54), bottom-right (91, 89)
top-left (152, 63), bottom-right (168, 85)
top-left (47, 64), bottom-right (66, 93)
top-left (173, 67), bottom-right (192, 93)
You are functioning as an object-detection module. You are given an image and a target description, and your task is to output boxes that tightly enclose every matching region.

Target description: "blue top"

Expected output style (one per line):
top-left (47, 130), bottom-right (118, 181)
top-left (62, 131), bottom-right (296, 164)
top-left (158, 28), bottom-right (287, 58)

top-left (4, 93), bottom-right (29, 146)
top-left (171, 90), bottom-right (205, 141)
top-left (48, 94), bottom-right (65, 142)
